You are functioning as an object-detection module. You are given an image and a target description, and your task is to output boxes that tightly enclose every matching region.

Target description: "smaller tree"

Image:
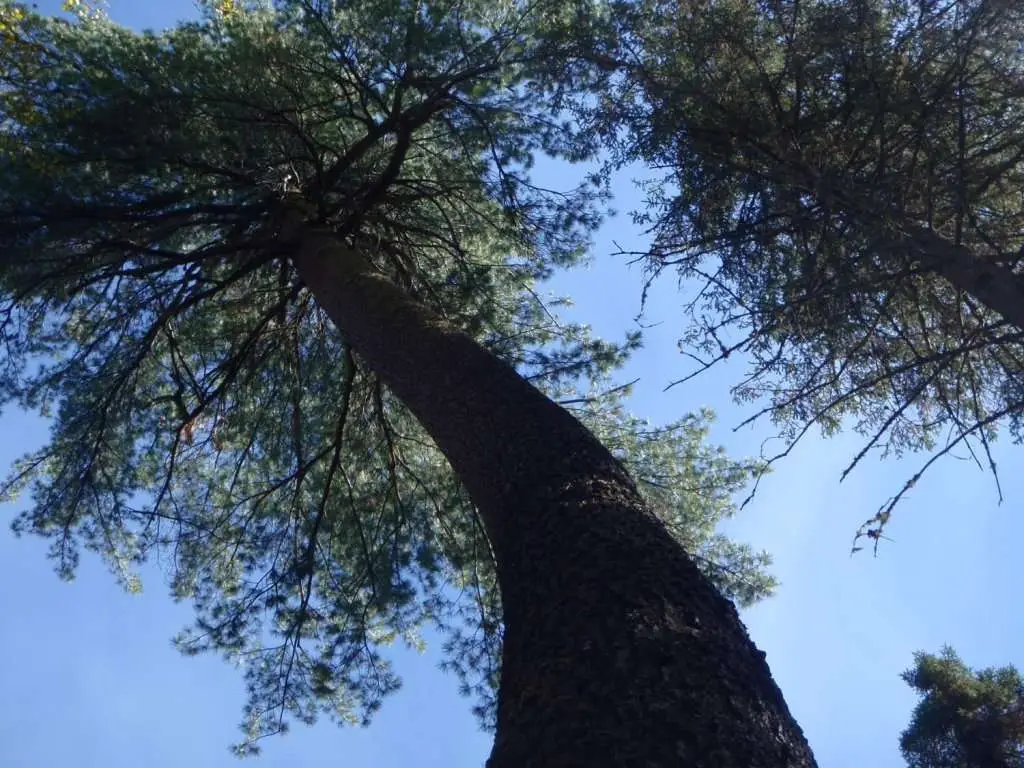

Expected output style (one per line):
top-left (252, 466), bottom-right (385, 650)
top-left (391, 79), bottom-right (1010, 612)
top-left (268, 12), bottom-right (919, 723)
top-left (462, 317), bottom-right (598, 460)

top-left (901, 646), bottom-right (1024, 768)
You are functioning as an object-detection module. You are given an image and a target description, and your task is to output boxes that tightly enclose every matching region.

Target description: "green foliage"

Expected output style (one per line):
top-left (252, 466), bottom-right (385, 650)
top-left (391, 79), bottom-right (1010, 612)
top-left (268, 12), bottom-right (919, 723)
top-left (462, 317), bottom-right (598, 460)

top-left (0, 1), bottom-right (774, 752)
top-left (901, 646), bottom-right (1024, 768)
top-left (568, 0), bottom-right (1024, 542)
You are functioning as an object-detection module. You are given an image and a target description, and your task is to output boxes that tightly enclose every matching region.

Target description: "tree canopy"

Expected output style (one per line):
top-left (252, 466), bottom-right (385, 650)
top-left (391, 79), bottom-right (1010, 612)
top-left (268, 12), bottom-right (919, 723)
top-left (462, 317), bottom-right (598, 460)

top-left (12, 0), bottom-right (1021, 758)
top-left (901, 646), bottom-right (1024, 768)
top-left (0, 0), bottom-right (775, 752)
top-left (572, 0), bottom-right (1024, 545)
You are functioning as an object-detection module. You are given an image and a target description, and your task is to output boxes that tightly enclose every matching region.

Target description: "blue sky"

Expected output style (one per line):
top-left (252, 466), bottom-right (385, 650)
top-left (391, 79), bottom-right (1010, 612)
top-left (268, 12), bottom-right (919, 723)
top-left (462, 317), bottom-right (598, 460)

top-left (2, 2), bottom-right (1022, 766)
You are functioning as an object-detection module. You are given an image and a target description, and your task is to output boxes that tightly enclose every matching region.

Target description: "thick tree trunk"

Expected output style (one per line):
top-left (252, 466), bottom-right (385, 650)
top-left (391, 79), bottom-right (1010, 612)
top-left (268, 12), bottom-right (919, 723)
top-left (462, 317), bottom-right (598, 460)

top-left (287, 212), bottom-right (817, 767)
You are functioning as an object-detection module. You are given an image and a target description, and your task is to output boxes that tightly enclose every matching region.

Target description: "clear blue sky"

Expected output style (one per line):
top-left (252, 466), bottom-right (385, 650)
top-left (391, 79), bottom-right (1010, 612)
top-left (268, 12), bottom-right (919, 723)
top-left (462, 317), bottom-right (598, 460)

top-left (2, 2), bottom-right (1022, 766)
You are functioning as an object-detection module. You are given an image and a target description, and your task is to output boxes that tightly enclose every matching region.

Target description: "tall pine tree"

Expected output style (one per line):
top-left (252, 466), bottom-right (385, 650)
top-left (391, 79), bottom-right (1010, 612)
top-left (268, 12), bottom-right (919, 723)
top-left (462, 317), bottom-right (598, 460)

top-left (0, 1), bottom-right (810, 763)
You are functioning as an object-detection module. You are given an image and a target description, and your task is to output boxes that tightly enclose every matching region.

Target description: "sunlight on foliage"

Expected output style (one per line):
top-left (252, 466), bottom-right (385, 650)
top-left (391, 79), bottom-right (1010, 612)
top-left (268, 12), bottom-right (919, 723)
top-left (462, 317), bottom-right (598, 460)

top-left (214, 0), bottom-right (239, 18)
top-left (0, 3), bottom-right (24, 42)
top-left (0, 0), bottom-right (774, 751)
top-left (61, 0), bottom-right (106, 21)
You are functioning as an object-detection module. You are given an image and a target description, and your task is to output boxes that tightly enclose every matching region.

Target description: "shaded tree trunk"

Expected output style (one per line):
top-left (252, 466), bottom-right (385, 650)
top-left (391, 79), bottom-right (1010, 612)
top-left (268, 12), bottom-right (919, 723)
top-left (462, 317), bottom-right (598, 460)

top-left (286, 208), bottom-right (817, 767)
top-left (903, 223), bottom-right (1024, 332)
top-left (819, 176), bottom-right (1024, 332)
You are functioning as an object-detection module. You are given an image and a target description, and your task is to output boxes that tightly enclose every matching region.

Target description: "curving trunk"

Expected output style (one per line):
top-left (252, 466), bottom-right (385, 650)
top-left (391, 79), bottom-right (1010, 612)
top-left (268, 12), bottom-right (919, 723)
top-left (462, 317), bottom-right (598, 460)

top-left (286, 210), bottom-right (817, 767)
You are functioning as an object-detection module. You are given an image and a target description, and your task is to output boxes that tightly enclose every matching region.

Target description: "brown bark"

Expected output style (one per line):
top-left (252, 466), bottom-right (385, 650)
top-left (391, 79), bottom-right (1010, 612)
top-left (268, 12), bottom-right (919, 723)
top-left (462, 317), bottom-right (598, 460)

top-left (286, 211), bottom-right (817, 767)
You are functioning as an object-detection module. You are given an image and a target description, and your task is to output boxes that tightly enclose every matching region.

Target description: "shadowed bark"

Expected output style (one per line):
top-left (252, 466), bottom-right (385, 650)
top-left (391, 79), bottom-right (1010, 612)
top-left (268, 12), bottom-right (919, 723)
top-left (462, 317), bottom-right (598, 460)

top-left (813, 174), bottom-right (1024, 332)
top-left (285, 203), bottom-right (817, 767)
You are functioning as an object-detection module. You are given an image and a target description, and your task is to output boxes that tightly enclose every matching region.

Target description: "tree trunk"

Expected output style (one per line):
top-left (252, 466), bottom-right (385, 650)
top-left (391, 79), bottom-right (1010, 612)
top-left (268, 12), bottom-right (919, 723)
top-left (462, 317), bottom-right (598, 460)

top-left (814, 174), bottom-right (1024, 332)
top-left (902, 223), bottom-right (1024, 332)
top-left (596, 56), bottom-right (1024, 334)
top-left (286, 210), bottom-right (817, 767)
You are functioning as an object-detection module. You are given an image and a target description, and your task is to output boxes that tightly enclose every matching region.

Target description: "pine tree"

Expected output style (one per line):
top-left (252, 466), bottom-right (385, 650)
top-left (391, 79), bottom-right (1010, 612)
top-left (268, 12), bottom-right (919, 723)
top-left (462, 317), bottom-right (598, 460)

top-left (569, 0), bottom-right (1024, 543)
top-left (901, 647), bottom-right (1024, 768)
top-left (0, 2), bottom-right (811, 763)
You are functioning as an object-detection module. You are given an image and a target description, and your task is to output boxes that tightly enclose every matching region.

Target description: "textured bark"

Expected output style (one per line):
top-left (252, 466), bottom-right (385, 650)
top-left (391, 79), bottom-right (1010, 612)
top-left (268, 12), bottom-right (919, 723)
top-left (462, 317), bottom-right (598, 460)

top-left (287, 212), bottom-right (817, 767)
